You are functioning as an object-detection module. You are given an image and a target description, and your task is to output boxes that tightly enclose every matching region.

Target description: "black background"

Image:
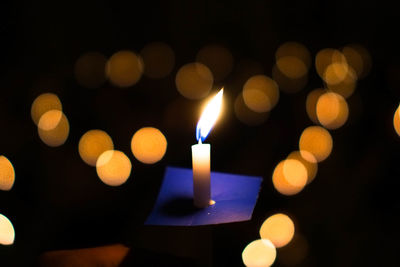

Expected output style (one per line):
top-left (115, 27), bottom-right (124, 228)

top-left (1, 0), bottom-right (400, 266)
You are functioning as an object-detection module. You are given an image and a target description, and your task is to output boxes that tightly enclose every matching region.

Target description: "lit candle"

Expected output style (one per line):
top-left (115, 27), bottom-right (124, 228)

top-left (192, 89), bottom-right (224, 208)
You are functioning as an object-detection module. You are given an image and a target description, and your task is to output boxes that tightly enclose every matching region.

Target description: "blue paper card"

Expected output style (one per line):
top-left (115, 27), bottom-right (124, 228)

top-left (145, 166), bottom-right (262, 226)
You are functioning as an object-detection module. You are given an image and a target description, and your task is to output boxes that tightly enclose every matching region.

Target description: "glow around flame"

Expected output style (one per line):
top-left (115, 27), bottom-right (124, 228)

top-left (196, 88), bottom-right (224, 142)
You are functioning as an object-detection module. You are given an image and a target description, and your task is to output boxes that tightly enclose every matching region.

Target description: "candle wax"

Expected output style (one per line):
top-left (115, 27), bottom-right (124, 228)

top-left (192, 143), bottom-right (211, 208)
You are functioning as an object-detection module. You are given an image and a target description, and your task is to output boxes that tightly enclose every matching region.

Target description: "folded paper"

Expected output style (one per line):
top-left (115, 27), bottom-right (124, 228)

top-left (145, 166), bottom-right (262, 226)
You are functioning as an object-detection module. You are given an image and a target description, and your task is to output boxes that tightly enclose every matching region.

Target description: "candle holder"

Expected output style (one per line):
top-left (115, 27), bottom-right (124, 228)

top-left (145, 166), bottom-right (262, 226)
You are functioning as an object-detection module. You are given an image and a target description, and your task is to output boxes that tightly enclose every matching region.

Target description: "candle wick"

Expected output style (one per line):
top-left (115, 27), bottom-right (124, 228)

top-left (199, 138), bottom-right (202, 145)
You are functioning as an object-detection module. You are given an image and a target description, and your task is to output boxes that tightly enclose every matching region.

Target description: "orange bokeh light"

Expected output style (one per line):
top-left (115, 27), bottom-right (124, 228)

top-left (31, 93), bottom-right (62, 125)
top-left (234, 93), bottom-right (269, 126)
top-left (96, 150), bottom-right (132, 186)
top-left (0, 156), bottom-right (15, 191)
top-left (175, 63), bottom-right (213, 99)
top-left (393, 104), bottom-right (400, 137)
top-left (299, 126), bottom-right (333, 162)
top-left (78, 130), bottom-right (114, 166)
top-left (276, 42), bottom-right (311, 69)
top-left (131, 127), bottom-right (167, 164)
top-left (306, 89), bottom-right (325, 124)
top-left (272, 159), bottom-right (307, 196)
top-left (287, 151), bottom-right (317, 184)
top-left (106, 50), bottom-right (143, 87)
top-left (38, 110), bottom-right (70, 147)
top-left (276, 56), bottom-right (308, 79)
top-left (259, 213), bottom-right (295, 248)
top-left (316, 92), bottom-right (349, 129)
top-left (242, 75), bottom-right (279, 113)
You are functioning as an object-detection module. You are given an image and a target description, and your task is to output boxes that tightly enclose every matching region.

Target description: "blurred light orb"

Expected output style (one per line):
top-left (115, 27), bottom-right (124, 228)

top-left (306, 89), bottom-right (325, 124)
top-left (272, 65), bottom-right (308, 94)
top-left (276, 42), bottom-right (311, 69)
top-left (323, 62), bottom-right (350, 85)
top-left (276, 56), bottom-right (308, 79)
top-left (38, 110), bottom-right (70, 147)
top-left (140, 42), bottom-right (175, 79)
top-left (234, 94), bottom-right (269, 126)
top-left (342, 44), bottom-right (371, 79)
top-left (78, 130), bottom-right (114, 166)
top-left (106, 50), bottom-right (143, 87)
top-left (0, 156), bottom-right (15, 191)
top-left (299, 126), bottom-right (333, 162)
top-left (272, 160), bottom-right (307, 196)
top-left (260, 213), bottom-right (295, 248)
top-left (96, 150), bottom-right (132, 186)
top-left (316, 92), bottom-right (349, 129)
top-left (175, 62), bottom-right (213, 99)
top-left (287, 151), bottom-right (317, 184)
top-left (0, 214), bottom-right (15, 245)
top-left (242, 239), bottom-right (276, 267)
top-left (131, 127), bottom-right (167, 164)
top-left (31, 93), bottom-right (62, 125)
top-left (196, 44), bottom-right (234, 81)
top-left (74, 52), bottom-right (107, 88)
top-left (315, 48), bottom-right (346, 79)
top-left (393, 104), bottom-right (400, 136)
top-left (326, 69), bottom-right (357, 99)
top-left (242, 75), bottom-right (279, 113)
top-left (282, 159), bottom-right (308, 188)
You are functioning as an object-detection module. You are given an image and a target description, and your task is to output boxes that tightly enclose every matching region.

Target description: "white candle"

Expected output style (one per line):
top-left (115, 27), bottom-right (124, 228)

top-left (192, 142), bottom-right (210, 208)
top-left (192, 89), bottom-right (223, 208)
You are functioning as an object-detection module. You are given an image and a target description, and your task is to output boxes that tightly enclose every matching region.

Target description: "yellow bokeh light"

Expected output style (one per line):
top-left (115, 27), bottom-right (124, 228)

top-left (315, 48), bottom-right (346, 79)
top-left (196, 44), bottom-right (234, 82)
top-left (299, 126), bottom-right (333, 162)
top-left (140, 42), bottom-right (175, 79)
top-left (272, 65), bottom-right (308, 94)
top-left (242, 239), bottom-right (276, 267)
top-left (323, 62), bottom-right (350, 85)
top-left (74, 52), bottom-right (107, 88)
top-left (326, 70), bottom-right (357, 99)
top-left (306, 89), bottom-right (325, 124)
top-left (31, 93), bottom-right (62, 125)
top-left (260, 213), bottom-right (295, 248)
top-left (393, 105), bottom-right (400, 136)
top-left (272, 160), bottom-right (307, 196)
top-left (175, 62), bottom-right (213, 99)
top-left (242, 75), bottom-right (279, 113)
top-left (282, 159), bottom-right (308, 188)
top-left (96, 150), bottom-right (132, 186)
top-left (275, 42), bottom-right (311, 69)
top-left (106, 50), bottom-right (143, 87)
top-left (287, 151), bottom-right (317, 184)
top-left (0, 214), bottom-right (15, 245)
top-left (78, 130), bottom-right (114, 166)
top-left (131, 127), bottom-right (167, 164)
top-left (0, 156), bottom-right (15, 191)
top-left (234, 94), bottom-right (269, 126)
top-left (38, 110), bottom-right (70, 147)
top-left (316, 92), bottom-right (349, 129)
top-left (276, 56), bottom-right (308, 79)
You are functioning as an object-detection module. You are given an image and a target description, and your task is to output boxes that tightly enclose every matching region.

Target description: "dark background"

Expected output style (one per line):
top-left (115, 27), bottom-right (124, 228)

top-left (1, 0), bottom-right (400, 266)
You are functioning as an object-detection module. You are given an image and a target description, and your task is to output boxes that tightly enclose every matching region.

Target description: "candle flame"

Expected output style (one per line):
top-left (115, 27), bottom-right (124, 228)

top-left (196, 88), bottom-right (224, 142)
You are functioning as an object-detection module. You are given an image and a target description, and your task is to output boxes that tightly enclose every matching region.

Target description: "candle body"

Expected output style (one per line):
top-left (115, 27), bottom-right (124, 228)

top-left (192, 143), bottom-right (211, 208)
